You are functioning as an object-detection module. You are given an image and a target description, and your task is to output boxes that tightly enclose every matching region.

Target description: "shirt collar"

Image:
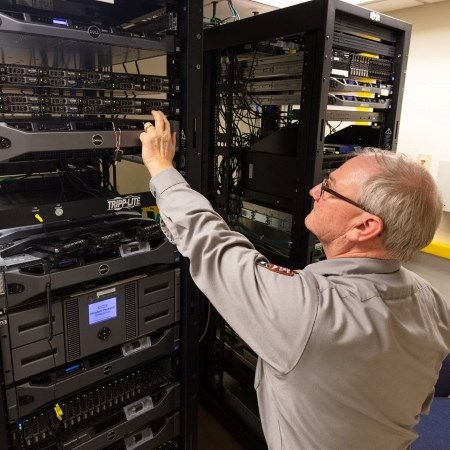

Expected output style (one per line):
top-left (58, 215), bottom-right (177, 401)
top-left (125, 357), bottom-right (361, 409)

top-left (304, 258), bottom-right (401, 277)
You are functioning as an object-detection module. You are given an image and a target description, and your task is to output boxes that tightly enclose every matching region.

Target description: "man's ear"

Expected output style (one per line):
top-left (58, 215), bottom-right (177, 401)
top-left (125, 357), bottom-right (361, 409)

top-left (349, 214), bottom-right (384, 242)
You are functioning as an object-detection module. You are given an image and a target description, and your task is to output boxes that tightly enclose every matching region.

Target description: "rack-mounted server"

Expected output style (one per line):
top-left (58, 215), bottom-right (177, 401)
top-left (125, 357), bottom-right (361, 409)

top-left (200, 1), bottom-right (411, 448)
top-left (0, 1), bottom-right (204, 449)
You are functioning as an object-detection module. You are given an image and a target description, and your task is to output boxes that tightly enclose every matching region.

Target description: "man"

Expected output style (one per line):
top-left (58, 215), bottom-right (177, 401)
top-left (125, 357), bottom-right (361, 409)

top-left (140, 110), bottom-right (450, 450)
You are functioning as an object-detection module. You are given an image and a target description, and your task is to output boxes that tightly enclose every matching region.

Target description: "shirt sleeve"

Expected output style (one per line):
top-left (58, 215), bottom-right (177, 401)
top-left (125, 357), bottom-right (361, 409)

top-left (150, 168), bottom-right (319, 373)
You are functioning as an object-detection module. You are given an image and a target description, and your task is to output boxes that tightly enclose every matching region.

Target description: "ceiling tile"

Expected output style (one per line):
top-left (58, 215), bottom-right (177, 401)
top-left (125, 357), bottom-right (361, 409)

top-left (358, 0), bottom-right (424, 12)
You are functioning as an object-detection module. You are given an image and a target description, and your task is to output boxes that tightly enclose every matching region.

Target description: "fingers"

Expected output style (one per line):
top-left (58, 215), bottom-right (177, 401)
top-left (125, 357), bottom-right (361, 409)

top-left (143, 111), bottom-right (170, 136)
top-left (140, 111), bottom-right (176, 177)
top-left (171, 131), bottom-right (177, 148)
top-left (141, 111), bottom-right (176, 149)
top-left (151, 110), bottom-right (170, 133)
top-left (143, 122), bottom-right (153, 132)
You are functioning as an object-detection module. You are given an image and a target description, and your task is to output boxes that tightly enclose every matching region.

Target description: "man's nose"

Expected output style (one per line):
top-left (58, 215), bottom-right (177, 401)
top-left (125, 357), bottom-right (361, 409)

top-left (310, 183), bottom-right (321, 200)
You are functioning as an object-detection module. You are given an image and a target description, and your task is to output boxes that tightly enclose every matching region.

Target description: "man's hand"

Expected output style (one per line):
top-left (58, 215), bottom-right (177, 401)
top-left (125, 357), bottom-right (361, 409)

top-left (140, 110), bottom-right (176, 177)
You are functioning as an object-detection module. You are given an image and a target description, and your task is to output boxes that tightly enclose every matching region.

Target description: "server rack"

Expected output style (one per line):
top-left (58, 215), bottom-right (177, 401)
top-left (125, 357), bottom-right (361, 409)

top-left (200, 1), bottom-right (411, 447)
top-left (0, 1), bottom-right (203, 449)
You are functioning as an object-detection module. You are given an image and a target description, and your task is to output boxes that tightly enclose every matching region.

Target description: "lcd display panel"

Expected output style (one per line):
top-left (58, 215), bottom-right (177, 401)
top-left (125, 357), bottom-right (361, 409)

top-left (89, 297), bottom-right (117, 325)
top-left (52, 18), bottom-right (69, 26)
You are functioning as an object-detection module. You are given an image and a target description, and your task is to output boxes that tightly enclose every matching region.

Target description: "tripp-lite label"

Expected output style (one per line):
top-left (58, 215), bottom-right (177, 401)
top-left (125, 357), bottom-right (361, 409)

top-left (107, 195), bottom-right (141, 211)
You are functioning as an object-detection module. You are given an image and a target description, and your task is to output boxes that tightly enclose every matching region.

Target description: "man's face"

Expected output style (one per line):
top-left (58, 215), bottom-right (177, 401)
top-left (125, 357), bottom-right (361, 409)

top-left (304, 155), bottom-right (379, 246)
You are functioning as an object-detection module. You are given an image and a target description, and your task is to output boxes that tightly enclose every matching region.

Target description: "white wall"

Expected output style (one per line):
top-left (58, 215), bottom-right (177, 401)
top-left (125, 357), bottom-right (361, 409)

top-left (388, 1), bottom-right (450, 297)
top-left (388, 1), bottom-right (450, 243)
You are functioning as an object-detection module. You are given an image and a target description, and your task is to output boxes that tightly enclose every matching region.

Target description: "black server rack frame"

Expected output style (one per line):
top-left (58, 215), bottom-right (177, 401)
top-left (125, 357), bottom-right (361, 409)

top-left (0, 0), bottom-right (177, 227)
top-left (201, 1), bottom-right (411, 448)
top-left (203, 0), bottom-right (411, 269)
top-left (0, 1), bottom-right (204, 449)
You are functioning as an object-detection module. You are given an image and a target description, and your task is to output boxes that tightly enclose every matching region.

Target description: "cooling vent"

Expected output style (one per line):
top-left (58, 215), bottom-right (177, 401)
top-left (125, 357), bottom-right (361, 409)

top-left (65, 298), bottom-right (81, 361)
top-left (125, 283), bottom-right (137, 340)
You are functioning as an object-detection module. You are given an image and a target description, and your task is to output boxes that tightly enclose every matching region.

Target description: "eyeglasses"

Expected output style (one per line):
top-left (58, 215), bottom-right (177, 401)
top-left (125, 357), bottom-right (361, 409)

top-left (320, 178), bottom-right (372, 214)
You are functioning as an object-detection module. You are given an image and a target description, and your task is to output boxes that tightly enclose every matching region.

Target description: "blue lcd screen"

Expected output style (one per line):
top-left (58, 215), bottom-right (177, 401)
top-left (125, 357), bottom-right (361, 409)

top-left (53, 18), bottom-right (69, 26)
top-left (88, 297), bottom-right (117, 325)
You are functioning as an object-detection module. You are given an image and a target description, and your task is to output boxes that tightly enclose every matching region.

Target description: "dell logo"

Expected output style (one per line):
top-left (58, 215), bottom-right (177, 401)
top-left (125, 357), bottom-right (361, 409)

top-left (98, 264), bottom-right (110, 275)
top-left (88, 25), bottom-right (101, 39)
top-left (106, 431), bottom-right (116, 441)
top-left (92, 134), bottom-right (104, 146)
top-left (103, 365), bottom-right (112, 376)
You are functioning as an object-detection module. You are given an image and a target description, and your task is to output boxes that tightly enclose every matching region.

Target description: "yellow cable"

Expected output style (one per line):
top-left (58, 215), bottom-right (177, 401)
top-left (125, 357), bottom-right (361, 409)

top-left (54, 403), bottom-right (64, 421)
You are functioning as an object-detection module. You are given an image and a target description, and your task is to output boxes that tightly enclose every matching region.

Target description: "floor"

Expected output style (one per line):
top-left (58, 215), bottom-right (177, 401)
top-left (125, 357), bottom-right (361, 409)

top-left (197, 403), bottom-right (245, 450)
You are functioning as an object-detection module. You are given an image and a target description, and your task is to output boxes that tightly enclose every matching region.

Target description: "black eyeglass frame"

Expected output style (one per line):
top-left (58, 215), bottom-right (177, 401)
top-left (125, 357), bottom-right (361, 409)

top-left (320, 178), bottom-right (373, 214)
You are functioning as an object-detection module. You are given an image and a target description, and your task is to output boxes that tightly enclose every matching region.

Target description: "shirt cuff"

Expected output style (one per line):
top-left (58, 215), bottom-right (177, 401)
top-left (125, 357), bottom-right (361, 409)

top-left (149, 168), bottom-right (188, 200)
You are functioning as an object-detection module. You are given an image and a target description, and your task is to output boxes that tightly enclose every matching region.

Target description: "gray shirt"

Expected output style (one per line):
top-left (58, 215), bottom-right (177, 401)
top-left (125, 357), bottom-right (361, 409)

top-left (150, 168), bottom-right (450, 450)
